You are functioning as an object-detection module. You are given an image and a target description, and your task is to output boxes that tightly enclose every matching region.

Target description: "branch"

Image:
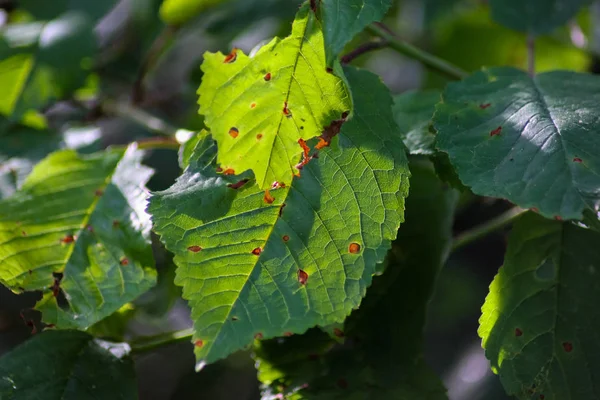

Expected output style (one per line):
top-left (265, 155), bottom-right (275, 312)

top-left (451, 207), bottom-right (527, 252)
top-left (366, 23), bottom-right (468, 81)
top-left (129, 328), bottom-right (194, 355)
top-left (341, 39), bottom-right (388, 64)
top-left (102, 99), bottom-right (182, 138)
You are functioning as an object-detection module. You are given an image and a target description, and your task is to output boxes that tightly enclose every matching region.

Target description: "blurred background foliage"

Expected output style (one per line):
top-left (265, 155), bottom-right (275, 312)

top-left (0, 0), bottom-right (597, 398)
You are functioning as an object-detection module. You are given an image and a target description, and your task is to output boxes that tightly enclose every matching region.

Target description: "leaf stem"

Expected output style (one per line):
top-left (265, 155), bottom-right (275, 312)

top-left (451, 207), bottom-right (527, 252)
top-left (366, 23), bottom-right (468, 81)
top-left (103, 99), bottom-right (181, 137)
top-left (129, 328), bottom-right (194, 355)
top-left (341, 39), bottom-right (389, 64)
top-left (527, 34), bottom-right (536, 76)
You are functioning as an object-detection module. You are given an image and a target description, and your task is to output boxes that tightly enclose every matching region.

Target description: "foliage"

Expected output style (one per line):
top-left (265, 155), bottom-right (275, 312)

top-left (1, 0), bottom-right (599, 399)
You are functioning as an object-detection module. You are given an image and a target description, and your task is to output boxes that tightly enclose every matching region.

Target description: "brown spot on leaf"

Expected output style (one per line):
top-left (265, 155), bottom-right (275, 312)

top-left (188, 245), bottom-right (202, 253)
top-left (296, 138), bottom-right (311, 169)
top-left (61, 234), bottom-right (75, 244)
top-left (316, 111), bottom-right (348, 150)
top-left (28, 269), bottom-right (32, 275)
top-left (337, 378), bottom-right (348, 389)
top-left (264, 190), bottom-right (275, 204)
top-left (554, 216), bottom-right (563, 221)
top-left (195, 339), bottom-right (204, 348)
top-left (222, 168), bottom-right (235, 175)
top-left (283, 102), bottom-right (291, 117)
top-left (120, 258), bottom-right (129, 266)
top-left (348, 242), bottom-right (361, 254)
top-left (573, 157), bottom-right (583, 163)
top-left (531, 208), bottom-right (539, 213)
top-left (223, 48), bottom-right (238, 63)
top-left (282, 235), bottom-right (290, 242)
top-left (216, 167), bottom-right (223, 173)
top-left (228, 179), bottom-right (249, 190)
top-left (279, 203), bottom-right (286, 217)
top-left (21, 231), bottom-right (27, 236)
top-left (112, 220), bottom-right (120, 228)
top-left (250, 103), bottom-right (256, 109)
top-left (264, 72), bottom-right (271, 81)
top-left (562, 342), bottom-right (573, 352)
top-left (254, 332), bottom-right (263, 340)
top-left (540, 395), bottom-right (545, 399)
top-left (479, 103), bottom-right (491, 109)
top-left (94, 189), bottom-right (104, 196)
top-left (256, 133), bottom-right (263, 140)
top-left (298, 269), bottom-right (308, 285)
top-left (284, 332), bottom-right (293, 337)
top-left (490, 126), bottom-right (502, 137)
top-left (229, 127), bottom-right (239, 138)
top-left (333, 328), bottom-right (344, 337)
top-left (252, 247), bottom-right (262, 256)
top-left (515, 328), bottom-right (523, 337)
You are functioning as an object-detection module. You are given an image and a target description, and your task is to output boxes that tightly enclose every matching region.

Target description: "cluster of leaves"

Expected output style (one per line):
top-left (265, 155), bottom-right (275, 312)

top-left (1, 0), bottom-right (600, 399)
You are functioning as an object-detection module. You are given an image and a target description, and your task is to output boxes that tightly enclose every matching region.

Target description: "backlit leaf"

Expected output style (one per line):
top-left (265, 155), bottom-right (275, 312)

top-left (197, 3), bottom-right (352, 190)
top-left (0, 146), bottom-right (156, 329)
top-left (479, 212), bottom-right (600, 399)
top-left (150, 67), bottom-right (409, 366)
top-left (434, 67), bottom-right (600, 220)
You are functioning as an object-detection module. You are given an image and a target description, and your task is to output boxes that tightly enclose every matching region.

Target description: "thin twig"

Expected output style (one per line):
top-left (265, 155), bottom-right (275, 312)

top-left (451, 207), bottom-right (527, 252)
top-left (129, 328), bottom-right (194, 355)
top-left (527, 34), bottom-right (536, 76)
top-left (366, 23), bottom-right (468, 80)
top-left (341, 39), bottom-right (388, 64)
top-left (132, 26), bottom-right (179, 104)
top-left (103, 99), bottom-right (180, 137)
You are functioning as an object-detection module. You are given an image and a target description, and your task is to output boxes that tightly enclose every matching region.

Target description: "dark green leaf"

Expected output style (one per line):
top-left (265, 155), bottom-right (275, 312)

top-left (254, 161), bottom-right (457, 399)
top-left (18, 0), bottom-right (119, 22)
top-left (392, 90), bottom-right (440, 155)
top-left (150, 67), bottom-right (409, 366)
top-left (0, 12), bottom-right (96, 121)
top-left (434, 67), bottom-right (600, 220)
top-left (0, 146), bottom-right (156, 329)
top-left (319, 0), bottom-right (392, 66)
top-left (490, 0), bottom-right (590, 35)
top-left (479, 212), bottom-right (600, 399)
top-left (0, 330), bottom-right (137, 399)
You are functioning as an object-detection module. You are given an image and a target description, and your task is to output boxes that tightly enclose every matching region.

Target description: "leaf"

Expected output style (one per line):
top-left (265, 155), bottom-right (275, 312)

top-left (18, 0), bottom-right (119, 22)
top-left (489, 0), bottom-right (590, 35)
top-left (0, 330), bottom-right (137, 399)
top-left (318, 0), bottom-right (393, 66)
top-left (160, 0), bottom-right (228, 25)
top-left (150, 66), bottom-right (409, 366)
top-left (434, 67), bottom-right (600, 220)
top-left (254, 160), bottom-right (457, 399)
top-left (0, 120), bottom-right (102, 200)
top-left (392, 90), bottom-right (440, 155)
top-left (0, 146), bottom-right (156, 329)
top-left (197, 3), bottom-right (352, 190)
top-left (479, 212), bottom-right (600, 399)
top-left (0, 12), bottom-right (96, 121)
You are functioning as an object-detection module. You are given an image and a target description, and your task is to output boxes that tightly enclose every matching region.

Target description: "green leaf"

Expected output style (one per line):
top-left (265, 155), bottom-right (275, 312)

top-left (18, 0), bottom-right (119, 22)
top-left (150, 66), bottom-right (409, 367)
top-left (0, 12), bottom-right (96, 121)
top-left (319, 0), bottom-right (393, 66)
top-left (490, 0), bottom-right (590, 35)
top-left (197, 3), bottom-right (352, 190)
top-left (254, 161), bottom-right (456, 399)
top-left (434, 67), bottom-right (600, 220)
top-left (479, 212), bottom-right (600, 399)
top-left (0, 330), bottom-right (137, 399)
top-left (160, 0), bottom-right (227, 25)
top-left (392, 90), bottom-right (440, 155)
top-left (0, 146), bottom-right (156, 329)
top-left (0, 121), bottom-right (101, 200)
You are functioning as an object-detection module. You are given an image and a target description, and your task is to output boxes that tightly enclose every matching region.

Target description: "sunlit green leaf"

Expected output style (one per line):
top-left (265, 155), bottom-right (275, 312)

top-left (0, 330), bottom-right (137, 399)
top-left (434, 67), bottom-right (600, 220)
top-left (254, 161), bottom-right (456, 399)
top-left (198, 4), bottom-right (352, 189)
top-left (479, 212), bottom-right (600, 399)
top-left (0, 146), bottom-right (156, 329)
top-left (151, 67), bottom-right (409, 366)
top-left (159, 0), bottom-right (227, 25)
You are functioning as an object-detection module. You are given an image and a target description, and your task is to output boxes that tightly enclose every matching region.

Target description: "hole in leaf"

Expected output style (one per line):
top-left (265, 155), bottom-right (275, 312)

top-left (232, 316), bottom-right (238, 321)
